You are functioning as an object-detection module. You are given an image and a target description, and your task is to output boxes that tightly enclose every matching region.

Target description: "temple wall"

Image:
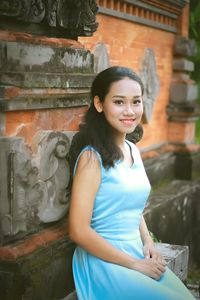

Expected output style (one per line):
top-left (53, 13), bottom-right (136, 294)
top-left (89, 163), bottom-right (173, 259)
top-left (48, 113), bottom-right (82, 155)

top-left (79, 14), bottom-right (174, 148)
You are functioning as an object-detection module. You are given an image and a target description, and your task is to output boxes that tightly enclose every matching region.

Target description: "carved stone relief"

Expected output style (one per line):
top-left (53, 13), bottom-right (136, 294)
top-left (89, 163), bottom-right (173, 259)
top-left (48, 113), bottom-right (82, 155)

top-left (34, 131), bottom-right (72, 223)
top-left (0, 131), bottom-right (74, 240)
top-left (93, 42), bottom-right (110, 73)
top-left (139, 48), bottom-right (160, 123)
top-left (0, 0), bottom-right (98, 38)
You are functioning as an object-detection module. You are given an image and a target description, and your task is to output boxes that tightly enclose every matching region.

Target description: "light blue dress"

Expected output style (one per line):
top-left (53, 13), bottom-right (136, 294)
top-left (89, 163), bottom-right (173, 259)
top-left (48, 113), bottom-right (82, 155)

top-left (72, 141), bottom-right (194, 300)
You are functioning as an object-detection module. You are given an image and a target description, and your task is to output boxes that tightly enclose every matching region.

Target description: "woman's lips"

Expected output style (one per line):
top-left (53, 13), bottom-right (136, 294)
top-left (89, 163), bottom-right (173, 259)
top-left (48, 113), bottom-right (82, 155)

top-left (120, 118), bottom-right (136, 125)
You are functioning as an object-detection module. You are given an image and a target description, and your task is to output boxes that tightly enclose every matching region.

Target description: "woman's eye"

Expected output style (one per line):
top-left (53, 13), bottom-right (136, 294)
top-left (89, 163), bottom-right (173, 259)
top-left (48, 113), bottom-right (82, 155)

top-left (114, 100), bottom-right (124, 105)
top-left (133, 99), bottom-right (142, 104)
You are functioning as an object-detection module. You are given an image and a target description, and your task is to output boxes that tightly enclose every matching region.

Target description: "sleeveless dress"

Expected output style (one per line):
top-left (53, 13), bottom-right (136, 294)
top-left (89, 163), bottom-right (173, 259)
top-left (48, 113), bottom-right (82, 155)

top-left (72, 141), bottom-right (194, 300)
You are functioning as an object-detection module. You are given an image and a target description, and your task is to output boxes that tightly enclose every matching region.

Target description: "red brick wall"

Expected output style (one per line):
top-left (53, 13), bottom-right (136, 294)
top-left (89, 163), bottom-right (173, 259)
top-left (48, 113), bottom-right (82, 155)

top-left (79, 14), bottom-right (176, 149)
top-left (5, 108), bottom-right (87, 145)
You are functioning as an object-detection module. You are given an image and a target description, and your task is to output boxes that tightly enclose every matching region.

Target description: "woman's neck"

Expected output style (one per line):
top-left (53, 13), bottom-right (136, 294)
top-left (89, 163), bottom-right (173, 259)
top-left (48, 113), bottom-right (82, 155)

top-left (114, 134), bottom-right (126, 149)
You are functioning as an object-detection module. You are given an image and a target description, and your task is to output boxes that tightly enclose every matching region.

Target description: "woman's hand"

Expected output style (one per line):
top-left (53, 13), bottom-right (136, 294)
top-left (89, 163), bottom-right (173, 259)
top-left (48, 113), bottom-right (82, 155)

top-left (132, 257), bottom-right (166, 280)
top-left (143, 243), bottom-right (166, 264)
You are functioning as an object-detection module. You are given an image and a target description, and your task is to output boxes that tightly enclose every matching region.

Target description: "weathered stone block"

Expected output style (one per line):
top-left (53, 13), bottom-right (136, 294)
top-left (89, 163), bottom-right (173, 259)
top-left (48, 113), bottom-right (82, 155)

top-left (0, 40), bottom-right (95, 89)
top-left (155, 243), bottom-right (189, 281)
top-left (0, 72), bottom-right (94, 89)
top-left (170, 83), bottom-right (198, 103)
top-left (0, 41), bottom-right (94, 74)
top-left (174, 37), bottom-right (197, 57)
top-left (0, 92), bottom-right (91, 112)
top-left (173, 59), bottom-right (194, 72)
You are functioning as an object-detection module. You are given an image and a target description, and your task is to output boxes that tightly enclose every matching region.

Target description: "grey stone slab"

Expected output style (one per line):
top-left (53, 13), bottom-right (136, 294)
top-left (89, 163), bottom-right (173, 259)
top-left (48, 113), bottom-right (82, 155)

top-left (0, 41), bottom-right (94, 73)
top-left (173, 59), bottom-right (194, 72)
top-left (0, 93), bottom-right (90, 112)
top-left (170, 83), bottom-right (198, 103)
top-left (155, 243), bottom-right (189, 281)
top-left (174, 37), bottom-right (197, 57)
top-left (0, 72), bottom-right (94, 88)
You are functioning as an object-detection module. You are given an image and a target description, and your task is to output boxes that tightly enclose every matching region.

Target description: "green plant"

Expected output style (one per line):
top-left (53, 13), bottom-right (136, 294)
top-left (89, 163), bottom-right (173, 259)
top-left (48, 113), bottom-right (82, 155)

top-left (187, 264), bottom-right (200, 284)
top-left (149, 231), bottom-right (162, 243)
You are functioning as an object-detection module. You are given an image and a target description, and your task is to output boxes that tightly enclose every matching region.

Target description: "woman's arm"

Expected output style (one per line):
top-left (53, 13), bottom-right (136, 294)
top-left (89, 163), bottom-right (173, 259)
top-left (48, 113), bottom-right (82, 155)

top-left (69, 151), bottom-right (165, 279)
top-left (139, 215), bottom-right (165, 264)
top-left (140, 215), bottom-right (154, 250)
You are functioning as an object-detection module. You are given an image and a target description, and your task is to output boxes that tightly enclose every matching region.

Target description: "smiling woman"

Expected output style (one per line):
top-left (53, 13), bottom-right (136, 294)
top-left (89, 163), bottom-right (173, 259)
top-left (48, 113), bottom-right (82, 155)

top-left (93, 77), bottom-right (143, 141)
top-left (67, 66), bottom-right (195, 300)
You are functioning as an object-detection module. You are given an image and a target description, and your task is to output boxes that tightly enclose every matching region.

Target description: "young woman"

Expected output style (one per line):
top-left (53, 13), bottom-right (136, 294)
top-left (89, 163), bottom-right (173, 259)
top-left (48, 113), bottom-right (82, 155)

top-left (68, 66), bottom-right (194, 300)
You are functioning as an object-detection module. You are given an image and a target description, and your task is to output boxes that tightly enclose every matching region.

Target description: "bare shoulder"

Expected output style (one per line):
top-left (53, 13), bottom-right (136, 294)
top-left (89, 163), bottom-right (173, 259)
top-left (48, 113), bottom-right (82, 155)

top-left (71, 149), bottom-right (102, 201)
top-left (75, 149), bottom-right (101, 175)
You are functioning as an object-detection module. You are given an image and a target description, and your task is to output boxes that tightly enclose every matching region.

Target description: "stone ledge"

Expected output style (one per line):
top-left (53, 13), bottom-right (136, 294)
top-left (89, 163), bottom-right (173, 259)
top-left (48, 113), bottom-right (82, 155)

top-left (63, 242), bottom-right (189, 300)
top-left (0, 221), bottom-right (68, 260)
top-left (155, 242), bottom-right (189, 281)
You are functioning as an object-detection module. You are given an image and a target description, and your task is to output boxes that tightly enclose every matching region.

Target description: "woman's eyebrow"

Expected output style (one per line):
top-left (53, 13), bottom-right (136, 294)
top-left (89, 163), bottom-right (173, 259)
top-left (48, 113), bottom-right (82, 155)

top-left (112, 95), bottom-right (141, 99)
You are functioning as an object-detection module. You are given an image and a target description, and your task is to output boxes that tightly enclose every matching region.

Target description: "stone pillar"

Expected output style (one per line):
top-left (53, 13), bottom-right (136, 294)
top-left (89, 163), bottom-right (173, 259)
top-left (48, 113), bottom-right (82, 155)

top-left (167, 36), bottom-right (200, 180)
top-left (0, 1), bottom-right (98, 299)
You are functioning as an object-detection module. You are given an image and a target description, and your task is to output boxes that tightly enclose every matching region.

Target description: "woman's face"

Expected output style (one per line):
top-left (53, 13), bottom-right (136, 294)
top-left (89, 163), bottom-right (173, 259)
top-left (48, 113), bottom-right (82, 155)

top-left (95, 77), bottom-right (143, 139)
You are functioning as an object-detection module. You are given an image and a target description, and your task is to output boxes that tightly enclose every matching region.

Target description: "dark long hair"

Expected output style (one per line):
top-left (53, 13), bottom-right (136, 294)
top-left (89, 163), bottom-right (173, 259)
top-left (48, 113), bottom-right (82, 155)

top-left (67, 66), bottom-right (144, 184)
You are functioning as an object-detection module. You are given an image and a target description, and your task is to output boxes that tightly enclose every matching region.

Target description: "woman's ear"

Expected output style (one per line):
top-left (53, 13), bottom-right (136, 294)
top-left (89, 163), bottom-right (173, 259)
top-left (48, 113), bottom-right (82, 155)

top-left (94, 96), bottom-right (103, 113)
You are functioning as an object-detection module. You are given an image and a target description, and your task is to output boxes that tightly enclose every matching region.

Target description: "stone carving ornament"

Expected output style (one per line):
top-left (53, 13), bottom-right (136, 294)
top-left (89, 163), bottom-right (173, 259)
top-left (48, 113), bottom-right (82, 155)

top-left (0, 131), bottom-right (72, 240)
top-left (36, 131), bottom-right (71, 223)
top-left (0, 0), bottom-right (98, 38)
top-left (139, 48), bottom-right (160, 123)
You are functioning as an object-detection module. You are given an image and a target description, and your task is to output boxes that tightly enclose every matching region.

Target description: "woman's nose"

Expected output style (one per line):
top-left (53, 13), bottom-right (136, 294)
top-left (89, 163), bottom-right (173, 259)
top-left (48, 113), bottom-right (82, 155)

top-left (124, 105), bottom-right (135, 115)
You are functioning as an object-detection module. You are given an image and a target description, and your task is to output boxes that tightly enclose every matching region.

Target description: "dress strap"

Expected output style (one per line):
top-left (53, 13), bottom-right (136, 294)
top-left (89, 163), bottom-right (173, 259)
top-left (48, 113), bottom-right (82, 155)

top-left (73, 146), bottom-right (103, 176)
top-left (125, 140), bottom-right (134, 165)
